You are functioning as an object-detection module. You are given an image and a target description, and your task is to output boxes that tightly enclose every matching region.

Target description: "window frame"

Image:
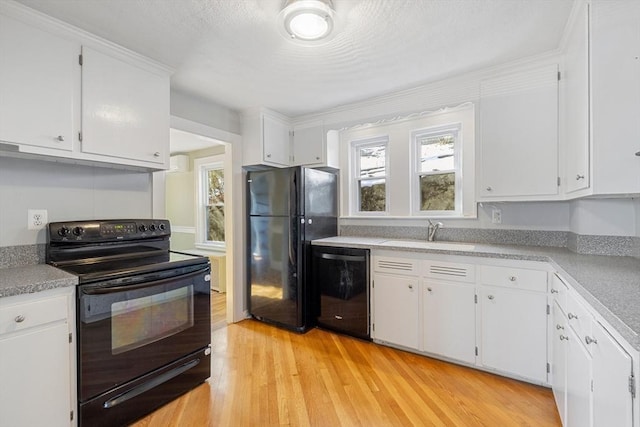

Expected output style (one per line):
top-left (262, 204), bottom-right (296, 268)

top-left (194, 154), bottom-right (226, 250)
top-left (411, 124), bottom-right (463, 217)
top-left (350, 136), bottom-right (390, 216)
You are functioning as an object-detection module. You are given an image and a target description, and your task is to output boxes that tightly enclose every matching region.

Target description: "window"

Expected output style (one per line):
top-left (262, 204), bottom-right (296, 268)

top-left (352, 138), bottom-right (388, 214)
top-left (195, 155), bottom-right (225, 248)
top-left (413, 125), bottom-right (461, 215)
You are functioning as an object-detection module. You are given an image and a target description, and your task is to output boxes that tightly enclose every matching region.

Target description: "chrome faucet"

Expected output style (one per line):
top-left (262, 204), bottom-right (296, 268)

top-left (427, 219), bottom-right (444, 242)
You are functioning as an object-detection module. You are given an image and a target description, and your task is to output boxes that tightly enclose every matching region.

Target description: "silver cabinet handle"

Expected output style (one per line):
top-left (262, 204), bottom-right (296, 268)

top-left (550, 288), bottom-right (558, 294)
top-left (56, 135), bottom-right (65, 142)
top-left (14, 315), bottom-right (25, 323)
top-left (487, 295), bottom-right (494, 300)
top-left (153, 152), bottom-right (161, 157)
top-left (486, 186), bottom-right (492, 191)
top-left (266, 153), bottom-right (272, 158)
top-left (315, 156), bottom-right (320, 160)
top-left (508, 276), bottom-right (517, 282)
top-left (568, 312), bottom-right (578, 320)
top-left (556, 324), bottom-right (564, 330)
top-left (559, 335), bottom-right (569, 341)
top-left (408, 284), bottom-right (414, 290)
top-left (635, 151), bottom-right (640, 156)
top-left (426, 287), bottom-right (432, 292)
top-left (585, 336), bottom-right (598, 345)
top-left (576, 174), bottom-right (585, 180)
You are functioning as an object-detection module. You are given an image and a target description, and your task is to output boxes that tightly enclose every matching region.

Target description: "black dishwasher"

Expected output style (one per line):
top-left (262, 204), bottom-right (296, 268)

top-left (311, 246), bottom-right (370, 340)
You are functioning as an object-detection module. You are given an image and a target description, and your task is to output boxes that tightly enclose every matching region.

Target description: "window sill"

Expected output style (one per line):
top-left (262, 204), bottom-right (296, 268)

top-left (194, 243), bottom-right (226, 254)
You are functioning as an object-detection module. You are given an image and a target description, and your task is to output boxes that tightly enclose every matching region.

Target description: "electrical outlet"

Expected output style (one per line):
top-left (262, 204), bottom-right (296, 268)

top-left (491, 208), bottom-right (502, 224)
top-left (28, 209), bottom-right (48, 230)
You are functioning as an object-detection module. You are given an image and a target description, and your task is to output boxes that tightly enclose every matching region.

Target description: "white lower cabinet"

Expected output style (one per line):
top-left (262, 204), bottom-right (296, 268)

top-left (0, 287), bottom-right (75, 427)
top-left (423, 280), bottom-right (476, 364)
top-left (372, 273), bottom-right (420, 350)
top-left (551, 274), bottom-right (636, 427)
top-left (479, 284), bottom-right (548, 383)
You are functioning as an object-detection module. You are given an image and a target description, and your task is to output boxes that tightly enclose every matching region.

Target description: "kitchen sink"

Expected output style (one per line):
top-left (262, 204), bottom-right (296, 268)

top-left (379, 240), bottom-right (476, 251)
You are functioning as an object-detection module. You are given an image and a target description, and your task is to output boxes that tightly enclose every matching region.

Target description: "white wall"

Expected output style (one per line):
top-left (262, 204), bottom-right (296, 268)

top-left (635, 198), bottom-right (640, 237)
top-left (170, 89), bottom-right (241, 135)
top-left (0, 156), bottom-right (152, 247)
top-left (569, 198), bottom-right (637, 236)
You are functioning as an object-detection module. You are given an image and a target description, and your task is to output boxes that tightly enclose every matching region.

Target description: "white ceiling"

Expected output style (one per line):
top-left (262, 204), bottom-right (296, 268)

top-left (15, 0), bottom-right (574, 117)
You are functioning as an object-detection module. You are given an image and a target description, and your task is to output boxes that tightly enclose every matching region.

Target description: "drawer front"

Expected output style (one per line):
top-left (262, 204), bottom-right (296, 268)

top-left (479, 265), bottom-right (547, 292)
top-left (566, 290), bottom-right (593, 354)
top-left (423, 260), bottom-right (476, 283)
top-left (0, 295), bottom-right (68, 335)
top-left (551, 273), bottom-right (569, 311)
top-left (373, 256), bottom-right (420, 276)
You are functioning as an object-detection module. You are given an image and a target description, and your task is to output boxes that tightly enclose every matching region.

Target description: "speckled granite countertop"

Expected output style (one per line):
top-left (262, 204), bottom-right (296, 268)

top-left (313, 236), bottom-right (640, 351)
top-left (0, 264), bottom-right (78, 298)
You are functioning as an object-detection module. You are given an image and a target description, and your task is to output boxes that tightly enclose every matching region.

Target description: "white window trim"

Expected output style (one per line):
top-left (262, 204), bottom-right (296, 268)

top-left (194, 154), bottom-right (226, 250)
top-left (350, 136), bottom-right (390, 216)
top-left (411, 123), bottom-right (463, 217)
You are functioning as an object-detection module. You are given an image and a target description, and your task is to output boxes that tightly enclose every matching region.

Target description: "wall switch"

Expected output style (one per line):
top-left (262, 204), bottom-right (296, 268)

top-left (28, 209), bottom-right (48, 230)
top-left (491, 208), bottom-right (502, 224)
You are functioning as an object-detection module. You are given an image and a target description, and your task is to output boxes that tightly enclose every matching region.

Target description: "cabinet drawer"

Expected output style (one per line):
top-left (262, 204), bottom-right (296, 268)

top-left (479, 265), bottom-right (547, 292)
top-left (423, 260), bottom-right (475, 283)
top-left (0, 295), bottom-right (67, 335)
top-left (373, 256), bottom-right (420, 276)
top-left (550, 273), bottom-right (569, 311)
top-left (566, 290), bottom-right (593, 354)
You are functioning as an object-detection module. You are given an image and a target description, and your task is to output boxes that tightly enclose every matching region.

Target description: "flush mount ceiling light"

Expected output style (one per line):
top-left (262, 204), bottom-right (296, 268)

top-left (279, 0), bottom-right (336, 44)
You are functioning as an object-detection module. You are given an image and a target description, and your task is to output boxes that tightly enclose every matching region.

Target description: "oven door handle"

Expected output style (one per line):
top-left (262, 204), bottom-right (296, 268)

top-left (81, 267), bottom-right (208, 295)
top-left (317, 253), bottom-right (366, 262)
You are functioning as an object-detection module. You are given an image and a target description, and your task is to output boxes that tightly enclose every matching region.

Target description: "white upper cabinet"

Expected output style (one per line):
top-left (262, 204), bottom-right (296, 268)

top-left (81, 46), bottom-right (169, 165)
top-left (479, 64), bottom-right (560, 200)
top-left (0, 13), bottom-right (78, 152)
top-left (242, 108), bottom-right (290, 167)
top-left (562, 1), bottom-right (590, 195)
top-left (589, 0), bottom-right (640, 195)
top-left (0, 2), bottom-right (172, 170)
top-left (292, 121), bottom-right (339, 169)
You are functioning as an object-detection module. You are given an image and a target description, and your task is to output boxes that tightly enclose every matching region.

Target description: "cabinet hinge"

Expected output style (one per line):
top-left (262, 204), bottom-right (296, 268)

top-left (78, 132), bottom-right (83, 142)
top-left (557, 71), bottom-right (561, 81)
top-left (547, 363), bottom-right (550, 374)
top-left (70, 410), bottom-right (74, 421)
top-left (372, 280), bottom-right (374, 288)
top-left (630, 375), bottom-right (636, 398)
top-left (372, 323), bottom-right (375, 332)
top-left (68, 332), bottom-right (72, 343)
top-left (591, 380), bottom-right (594, 392)
top-left (79, 54), bottom-right (83, 66)
top-left (557, 177), bottom-right (561, 187)
top-left (547, 304), bottom-right (550, 315)
top-left (474, 294), bottom-right (478, 304)
top-left (475, 346), bottom-right (478, 356)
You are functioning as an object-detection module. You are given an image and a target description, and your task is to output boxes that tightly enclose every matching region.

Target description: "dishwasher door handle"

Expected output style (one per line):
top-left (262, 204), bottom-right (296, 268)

top-left (318, 253), bottom-right (366, 262)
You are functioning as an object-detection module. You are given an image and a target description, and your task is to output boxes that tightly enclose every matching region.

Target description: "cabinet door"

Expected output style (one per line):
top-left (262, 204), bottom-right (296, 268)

top-left (81, 46), bottom-right (169, 165)
top-left (551, 301), bottom-right (568, 427)
top-left (262, 113), bottom-right (290, 166)
top-left (0, 323), bottom-right (71, 427)
top-left (591, 321), bottom-right (633, 427)
top-left (479, 285), bottom-right (548, 382)
top-left (563, 1), bottom-right (590, 194)
top-left (590, 0), bottom-right (640, 194)
top-left (479, 64), bottom-right (559, 199)
top-left (566, 325), bottom-right (592, 427)
top-left (372, 274), bottom-right (419, 350)
top-left (423, 281), bottom-right (476, 364)
top-left (0, 14), bottom-right (77, 151)
top-left (292, 122), bottom-right (324, 166)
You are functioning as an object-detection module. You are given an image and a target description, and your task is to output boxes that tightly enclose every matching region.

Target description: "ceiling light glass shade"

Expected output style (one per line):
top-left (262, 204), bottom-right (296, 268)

top-left (279, 0), bottom-right (335, 43)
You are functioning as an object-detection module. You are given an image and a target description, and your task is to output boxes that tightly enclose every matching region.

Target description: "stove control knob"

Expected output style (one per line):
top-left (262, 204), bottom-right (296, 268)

top-left (158, 223), bottom-right (166, 231)
top-left (139, 224), bottom-right (148, 232)
top-left (72, 227), bottom-right (84, 236)
top-left (149, 224), bottom-right (156, 231)
top-left (57, 226), bottom-right (70, 237)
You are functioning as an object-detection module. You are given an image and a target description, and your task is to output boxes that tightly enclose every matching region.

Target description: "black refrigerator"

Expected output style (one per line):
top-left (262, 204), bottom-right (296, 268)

top-left (247, 166), bottom-right (338, 332)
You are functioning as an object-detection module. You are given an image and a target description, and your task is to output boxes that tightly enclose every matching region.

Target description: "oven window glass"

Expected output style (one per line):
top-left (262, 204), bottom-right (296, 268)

top-left (111, 285), bottom-right (194, 355)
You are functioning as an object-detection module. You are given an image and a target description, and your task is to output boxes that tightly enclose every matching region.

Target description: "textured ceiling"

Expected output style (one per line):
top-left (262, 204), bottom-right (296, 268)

top-left (15, 0), bottom-right (574, 117)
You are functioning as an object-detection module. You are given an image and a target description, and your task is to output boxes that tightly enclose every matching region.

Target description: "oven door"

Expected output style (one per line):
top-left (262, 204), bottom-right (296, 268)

top-left (77, 263), bottom-right (210, 402)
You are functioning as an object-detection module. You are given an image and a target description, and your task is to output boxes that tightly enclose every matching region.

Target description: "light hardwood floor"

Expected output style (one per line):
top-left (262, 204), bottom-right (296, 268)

top-left (133, 313), bottom-right (561, 427)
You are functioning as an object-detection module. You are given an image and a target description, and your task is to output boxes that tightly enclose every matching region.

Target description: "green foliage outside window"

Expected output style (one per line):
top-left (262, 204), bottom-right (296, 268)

top-left (359, 180), bottom-right (386, 211)
top-left (420, 173), bottom-right (455, 211)
top-left (206, 169), bottom-right (225, 242)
